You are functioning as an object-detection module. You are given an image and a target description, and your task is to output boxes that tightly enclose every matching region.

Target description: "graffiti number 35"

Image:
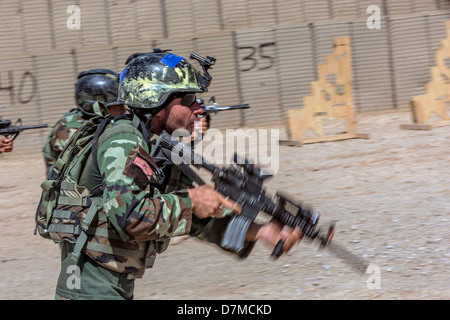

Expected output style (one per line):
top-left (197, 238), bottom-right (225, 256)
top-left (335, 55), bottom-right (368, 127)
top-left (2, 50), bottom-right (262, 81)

top-left (238, 42), bottom-right (276, 72)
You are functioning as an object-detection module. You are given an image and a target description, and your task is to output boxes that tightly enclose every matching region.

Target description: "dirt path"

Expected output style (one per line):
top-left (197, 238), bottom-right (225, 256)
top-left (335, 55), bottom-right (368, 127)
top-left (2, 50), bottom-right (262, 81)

top-left (0, 109), bottom-right (448, 300)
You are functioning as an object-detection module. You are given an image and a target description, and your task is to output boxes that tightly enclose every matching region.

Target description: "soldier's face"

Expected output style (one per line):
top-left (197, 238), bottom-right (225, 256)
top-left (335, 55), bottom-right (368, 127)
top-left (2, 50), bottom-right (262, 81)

top-left (152, 97), bottom-right (203, 135)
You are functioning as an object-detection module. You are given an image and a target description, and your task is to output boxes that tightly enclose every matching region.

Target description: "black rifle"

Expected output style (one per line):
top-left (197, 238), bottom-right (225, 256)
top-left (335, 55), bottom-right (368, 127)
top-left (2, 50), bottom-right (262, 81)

top-left (0, 115), bottom-right (48, 141)
top-left (152, 131), bottom-right (370, 274)
top-left (198, 96), bottom-right (250, 119)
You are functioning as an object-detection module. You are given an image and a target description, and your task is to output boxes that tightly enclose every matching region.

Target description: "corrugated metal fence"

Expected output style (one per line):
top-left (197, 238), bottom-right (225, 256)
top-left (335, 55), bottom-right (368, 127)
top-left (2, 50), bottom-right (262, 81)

top-left (1, 0), bottom-right (450, 154)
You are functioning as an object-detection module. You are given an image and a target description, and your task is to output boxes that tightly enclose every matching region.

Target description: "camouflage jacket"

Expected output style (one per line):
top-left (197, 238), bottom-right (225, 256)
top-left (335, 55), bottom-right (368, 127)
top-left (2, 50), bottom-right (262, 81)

top-left (79, 117), bottom-right (255, 278)
top-left (43, 108), bottom-right (86, 171)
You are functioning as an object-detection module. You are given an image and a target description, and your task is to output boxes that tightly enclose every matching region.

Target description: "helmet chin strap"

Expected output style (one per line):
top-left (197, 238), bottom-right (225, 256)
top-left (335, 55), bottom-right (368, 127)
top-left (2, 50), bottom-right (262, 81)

top-left (143, 113), bottom-right (153, 130)
top-left (77, 106), bottom-right (96, 119)
top-left (130, 107), bottom-right (162, 136)
top-left (142, 97), bottom-right (173, 130)
top-left (132, 108), bottom-right (152, 123)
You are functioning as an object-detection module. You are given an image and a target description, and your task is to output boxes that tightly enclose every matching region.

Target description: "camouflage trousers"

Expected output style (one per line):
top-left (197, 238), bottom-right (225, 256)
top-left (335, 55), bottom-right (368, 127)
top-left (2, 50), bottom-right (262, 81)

top-left (55, 242), bottom-right (135, 300)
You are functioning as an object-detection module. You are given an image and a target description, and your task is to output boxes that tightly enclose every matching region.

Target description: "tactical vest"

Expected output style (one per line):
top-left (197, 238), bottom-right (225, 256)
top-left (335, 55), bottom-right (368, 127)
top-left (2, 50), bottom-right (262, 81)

top-left (36, 109), bottom-right (180, 278)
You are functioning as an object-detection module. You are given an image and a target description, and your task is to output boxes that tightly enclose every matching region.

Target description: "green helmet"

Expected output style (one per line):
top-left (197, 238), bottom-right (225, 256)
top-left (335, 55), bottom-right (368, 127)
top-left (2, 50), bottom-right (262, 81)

top-left (117, 51), bottom-right (205, 111)
top-left (75, 68), bottom-right (120, 117)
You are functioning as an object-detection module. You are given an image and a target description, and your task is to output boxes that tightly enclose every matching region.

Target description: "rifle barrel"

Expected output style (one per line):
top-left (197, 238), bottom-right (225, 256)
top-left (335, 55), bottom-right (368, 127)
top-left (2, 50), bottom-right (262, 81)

top-left (324, 240), bottom-right (370, 274)
top-left (19, 124), bottom-right (49, 130)
top-left (0, 124), bottom-right (48, 139)
top-left (219, 104), bottom-right (250, 109)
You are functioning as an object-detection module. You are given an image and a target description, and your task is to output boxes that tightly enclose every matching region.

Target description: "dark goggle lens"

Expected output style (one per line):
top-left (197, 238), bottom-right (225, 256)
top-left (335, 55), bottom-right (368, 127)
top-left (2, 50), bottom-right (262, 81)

top-left (180, 93), bottom-right (197, 107)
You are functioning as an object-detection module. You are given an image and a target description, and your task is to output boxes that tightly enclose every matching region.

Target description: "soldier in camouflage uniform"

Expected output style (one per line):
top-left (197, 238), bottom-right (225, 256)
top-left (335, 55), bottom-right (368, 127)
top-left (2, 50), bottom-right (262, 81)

top-left (53, 50), bottom-right (302, 300)
top-left (42, 68), bottom-right (125, 171)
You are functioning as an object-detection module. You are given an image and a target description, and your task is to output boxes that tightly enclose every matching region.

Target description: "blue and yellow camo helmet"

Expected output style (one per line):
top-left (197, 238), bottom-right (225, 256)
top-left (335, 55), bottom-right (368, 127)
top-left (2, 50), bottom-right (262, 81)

top-left (118, 50), bottom-right (203, 111)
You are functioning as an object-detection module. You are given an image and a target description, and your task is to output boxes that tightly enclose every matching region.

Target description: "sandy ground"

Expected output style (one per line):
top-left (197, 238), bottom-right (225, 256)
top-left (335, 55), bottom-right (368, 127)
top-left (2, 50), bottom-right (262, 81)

top-left (0, 108), bottom-right (449, 300)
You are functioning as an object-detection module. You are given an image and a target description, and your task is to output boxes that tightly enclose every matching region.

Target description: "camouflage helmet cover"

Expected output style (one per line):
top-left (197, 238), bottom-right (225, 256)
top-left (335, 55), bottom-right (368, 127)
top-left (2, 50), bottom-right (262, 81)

top-left (75, 68), bottom-right (120, 117)
top-left (117, 52), bottom-right (203, 110)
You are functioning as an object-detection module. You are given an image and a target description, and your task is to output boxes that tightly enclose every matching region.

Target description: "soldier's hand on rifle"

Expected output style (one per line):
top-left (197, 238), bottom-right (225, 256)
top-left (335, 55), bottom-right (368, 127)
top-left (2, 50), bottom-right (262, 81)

top-left (190, 116), bottom-right (209, 140)
top-left (188, 185), bottom-right (241, 219)
top-left (247, 220), bottom-right (303, 254)
top-left (0, 137), bottom-right (13, 154)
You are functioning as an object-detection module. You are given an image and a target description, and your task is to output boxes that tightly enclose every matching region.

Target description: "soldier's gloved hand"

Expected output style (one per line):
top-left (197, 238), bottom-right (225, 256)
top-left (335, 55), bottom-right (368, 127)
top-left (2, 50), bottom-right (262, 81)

top-left (188, 185), bottom-right (241, 219)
